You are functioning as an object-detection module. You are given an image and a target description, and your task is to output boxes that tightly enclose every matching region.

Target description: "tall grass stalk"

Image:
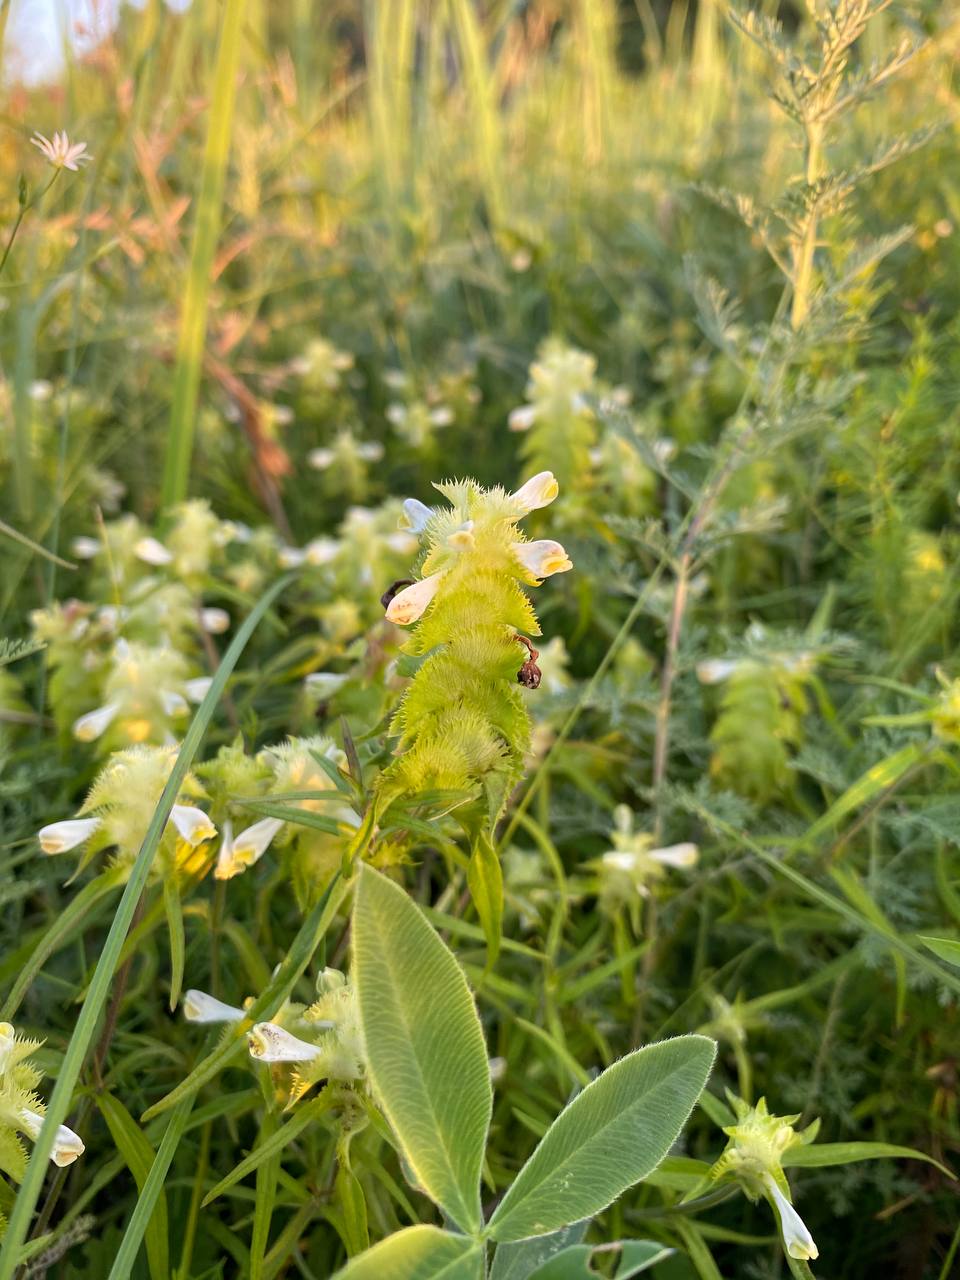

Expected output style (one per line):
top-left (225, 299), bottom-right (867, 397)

top-left (0, 573), bottom-right (293, 1280)
top-left (160, 0), bottom-right (246, 509)
top-left (449, 0), bottom-right (505, 227)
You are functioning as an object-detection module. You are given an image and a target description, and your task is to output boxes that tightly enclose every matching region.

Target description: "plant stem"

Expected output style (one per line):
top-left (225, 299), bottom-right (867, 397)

top-left (791, 121), bottom-right (823, 330)
top-left (0, 172), bottom-right (59, 280)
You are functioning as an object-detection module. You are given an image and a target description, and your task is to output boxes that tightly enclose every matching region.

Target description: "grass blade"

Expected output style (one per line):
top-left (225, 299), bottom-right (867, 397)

top-left (97, 1092), bottom-right (171, 1280)
top-left (160, 0), bottom-right (246, 507)
top-left (107, 1095), bottom-right (195, 1280)
top-left (202, 1094), bottom-right (334, 1206)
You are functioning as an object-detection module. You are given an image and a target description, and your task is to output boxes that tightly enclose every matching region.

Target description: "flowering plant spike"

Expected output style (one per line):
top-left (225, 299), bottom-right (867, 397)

top-left (376, 472), bottom-right (571, 835)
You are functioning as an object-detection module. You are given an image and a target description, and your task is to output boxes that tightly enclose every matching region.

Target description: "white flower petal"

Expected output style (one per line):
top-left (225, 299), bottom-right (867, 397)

top-left (385, 572), bottom-right (444, 625)
top-left (18, 1108), bottom-right (85, 1166)
top-left (304, 538), bottom-right (339, 566)
top-left (214, 819), bottom-right (238, 880)
top-left (765, 1177), bottom-right (819, 1262)
top-left (305, 672), bottom-right (349, 698)
top-left (200, 607), bottom-right (230, 634)
top-left (510, 470), bottom-right (559, 511)
top-left (512, 539), bottom-right (573, 579)
top-left (278, 546), bottom-right (306, 568)
top-left (161, 690), bottom-right (189, 717)
top-left (185, 677), bottom-right (214, 703)
top-left (38, 816), bottom-right (101, 855)
top-left (72, 702), bottom-right (120, 742)
top-left (231, 818), bottom-right (284, 867)
top-left (0, 1022), bottom-right (16, 1074)
top-left (650, 842), bottom-right (699, 869)
top-left (70, 536), bottom-right (100, 559)
top-left (183, 989), bottom-right (245, 1024)
top-left (247, 1022), bottom-right (321, 1063)
top-left (134, 536), bottom-right (173, 566)
top-left (308, 447), bottom-right (335, 470)
top-left (508, 405), bottom-right (537, 433)
top-left (169, 804), bottom-right (217, 846)
top-left (399, 498), bottom-right (433, 533)
top-left (51, 1125), bottom-right (85, 1166)
top-left (602, 850), bottom-right (638, 873)
top-left (696, 658), bottom-right (740, 685)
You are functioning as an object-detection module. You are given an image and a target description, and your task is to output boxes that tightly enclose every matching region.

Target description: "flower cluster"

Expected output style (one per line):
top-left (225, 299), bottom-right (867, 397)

top-left (38, 746), bottom-right (215, 876)
top-left (706, 1095), bottom-right (819, 1263)
top-left (374, 472), bottom-right (572, 831)
top-left (597, 804), bottom-right (698, 921)
top-left (508, 338), bottom-right (598, 493)
top-left (183, 967), bottom-right (363, 1107)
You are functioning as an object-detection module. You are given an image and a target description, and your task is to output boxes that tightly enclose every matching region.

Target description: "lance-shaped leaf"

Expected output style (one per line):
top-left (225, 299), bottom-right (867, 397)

top-left (352, 865), bottom-right (492, 1233)
top-left (488, 1036), bottom-right (716, 1242)
top-left (333, 1225), bottom-right (482, 1280)
top-left (528, 1239), bottom-right (673, 1279)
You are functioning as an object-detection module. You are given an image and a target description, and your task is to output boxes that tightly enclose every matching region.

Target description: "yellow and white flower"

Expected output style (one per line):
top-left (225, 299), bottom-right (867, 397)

top-left (385, 571), bottom-right (444, 626)
top-left (510, 470), bottom-right (559, 512)
top-left (169, 804), bottom-right (217, 846)
top-left (247, 1022), bottom-right (322, 1062)
top-left (38, 816), bottom-right (101, 855)
top-left (72, 702), bottom-right (120, 742)
top-left (133, 536), bottom-right (173, 567)
top-left (512, 539), bottom-right (572, 580)
top-left (18, 1107), bottom-right (85, 1166)
top-left (764, 1174), bottom-right (819, 1261)
top-left (399, 498), bottom-right (433, 532)
top-left (200, 607), bottom-right (230, 634)
top-left (0, 1022), bottom-right (16, 1074)
top-left (214, 817), bottom-right (284, 880)
top-left (183, 989), bottom-right (246, 1024)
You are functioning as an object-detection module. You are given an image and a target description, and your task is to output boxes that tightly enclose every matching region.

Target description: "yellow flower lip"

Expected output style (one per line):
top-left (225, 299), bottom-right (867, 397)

top-left (512, 539), bottom-right (573, 580)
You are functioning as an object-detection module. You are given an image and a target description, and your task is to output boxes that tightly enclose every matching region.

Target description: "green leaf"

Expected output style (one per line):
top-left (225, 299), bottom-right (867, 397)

top-left (490, 1223), bottom-right (588, 1280)
top-left (163, 875), bottom-right (185, 1011)
top-left (352, 865), bottom-right (492, 1234)
top-left (251, 1113), bottom-right (280, 1280)
top-left (202, 1095), bottom-right (336, 1205)
top-left (782, 1141), bottom-right (954, 1178)
top-left (333, 1226), bottom-right (482, 1280)
top-left (336, 1163), bottom-right (370, 1257)
top-left (0, 868), bottom-right (125, 1021)
top-left (97, 1093), bottom-right (169, 1280)
top-left (234, 799), bottom-right (351, 836)
top-left (107, 1095), bottom-right (194, 1280)
top-left (919, 935), bottom-right (960, 969)
top-left (528, 1240), bottom-right (673, 1279)
top-left (488, 1036), bottom-right (716, 1243)
top-left (798, 742), bottom-right (926, 848)
top-left (467, 831), bottom-right (503, 966)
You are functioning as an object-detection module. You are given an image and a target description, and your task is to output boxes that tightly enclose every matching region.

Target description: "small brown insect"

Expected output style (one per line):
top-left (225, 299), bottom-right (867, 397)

top-left (515, 634), bottom-right (542, 689)
top-left (380, 579), bottom-right (415, 610)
